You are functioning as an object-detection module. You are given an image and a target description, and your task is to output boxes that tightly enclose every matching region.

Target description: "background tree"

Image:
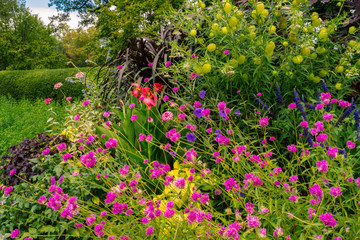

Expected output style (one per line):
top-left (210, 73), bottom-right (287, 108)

top-left (60, 26), bottom-right (105, 66)
top-left (0, 0), bottom-right (66, 70)
top-left (49, 0), bottom-right (185, 52)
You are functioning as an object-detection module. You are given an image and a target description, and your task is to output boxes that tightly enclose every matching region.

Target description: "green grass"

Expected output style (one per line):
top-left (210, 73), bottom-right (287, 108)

top-left (0, 96), bottom-right (68, 155)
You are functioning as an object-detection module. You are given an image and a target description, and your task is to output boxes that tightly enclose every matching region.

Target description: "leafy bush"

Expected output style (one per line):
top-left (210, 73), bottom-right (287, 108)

top-left (0, 96), bottom-right (68, 155)
top-left (0, 132), bottom-right (70, 186)
top-left (0, 68), bottom-right (94, 101)
top-left (166, 0), bottom-right (360, 104)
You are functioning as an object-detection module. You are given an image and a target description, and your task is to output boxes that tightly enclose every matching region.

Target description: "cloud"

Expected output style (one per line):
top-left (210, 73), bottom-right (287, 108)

top-left (28, 7), bottom-right (81, 29)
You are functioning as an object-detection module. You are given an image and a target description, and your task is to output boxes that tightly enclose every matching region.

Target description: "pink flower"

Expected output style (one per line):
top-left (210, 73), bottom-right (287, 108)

top-left (316, 104), bottom-right (324, 110)
top-left (163, 95), bottom-right (169, 101)
top-left (131, 115), bottom-right (137, 121)
top-left (74, 114), bottom-right (80, 120)
top-left (75, 72), bottom-right (85, 78)
top-left (190, 73), bottom-right (198, 79)
top-left (83, 100), bottom-right (90, 106)
top-left (54, 82), bottom-right (63, 89)
top-left (309, 184), bottom-right (323, 197)
top-left (162, 111), bottom-right (173, 121)
top-left (339, 100), bottom-right (351, 108)
top-left (287, 144), bottom-right (297, 152)
top-left (323, 113), bottom-right (333, 122)
top-left (174, 178), bottom-right (186, 189)
top-left (259, 228), bottom-right (267, 238)
top-left (289, 175), bottom-right (298, 183)
top-left (165, 61), bottom-right (171, 67)
top-left (288, 103), bottom-right (296, 109)
top-left (316, 160), bottom-right (328, 173)
top-left (9, 169), bottom-right (16, 176)
top-left (146, 226), bottom-right (154, 236)
top-left (329, 187), bottom-right (342, 197)
top-left (103, 111), bottom-right (110, 117)
top-left (289, 195), bottom-right (299, 203)
top-left (42, 148), bottom-right (50, 155)
top-left (118, 65), bottom-right (123, 69)
top-left (347, 140), bottom-right (356, 149)
top-left (259, 117), bottom-right (269, 127)
top-left (38, 195), bottom-right (47, 204)
top-left (218, 102), bottom-right (226, 110)
top-left (4, 186), bottom-right (13, 195)
top-left (105, 138), bottom-right (118, 149)
top-left (57, 143), bottom-right (66, 151)
top-left (223, 50), bottom-right (230, 55)
top-left (10, 229), bottom-right (20, 238)
top-left (319, 213), bottom-right (337, 227)
top-left (66, 97), bottom-right (72, 101)
top-left (321, 92), bottom-right (331, 104)
top-left (44, 98), bottom-right (52, 104)
top-left (178, 113), bottom-right (186, 120)
top-left (273, 227), bottom-right (283, 237)
top-left (247, 215), bottom-right (261, 228)
top-left (316, 133), bottom-right (328, 142)
top-left (148, 62), bottom-right (153, 67)
top-left (300, 121), bottom-right (308, 128)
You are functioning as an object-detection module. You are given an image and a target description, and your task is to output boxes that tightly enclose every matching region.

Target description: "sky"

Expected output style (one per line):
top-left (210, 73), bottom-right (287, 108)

top-left (26, 0), bottom-right (81, 29)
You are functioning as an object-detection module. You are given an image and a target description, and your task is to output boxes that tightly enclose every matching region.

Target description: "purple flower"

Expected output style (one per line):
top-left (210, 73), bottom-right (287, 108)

top-left (199, 90), bottom-right (206, 99)
top-left (186, 133), bottom-right (196, 142)
top-left (194, 108), bottom-right (203, 118)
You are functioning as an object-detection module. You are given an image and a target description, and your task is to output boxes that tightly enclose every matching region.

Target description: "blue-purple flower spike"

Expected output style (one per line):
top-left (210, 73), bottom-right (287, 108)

top-left (321, 79), bottom-right (328, 93)
top-left (293, 89), bottom-right (307, 121)
top-left (275, 83), bottom-right (284, 105)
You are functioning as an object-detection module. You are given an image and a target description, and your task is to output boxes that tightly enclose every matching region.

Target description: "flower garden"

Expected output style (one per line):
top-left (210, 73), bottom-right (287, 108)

top-left (1, 0), bottom-right (360, 239)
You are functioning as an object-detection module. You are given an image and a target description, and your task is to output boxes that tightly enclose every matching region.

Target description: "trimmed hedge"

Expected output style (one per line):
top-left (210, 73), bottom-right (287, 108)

top-left (0, 68), bottom-right (93, 101)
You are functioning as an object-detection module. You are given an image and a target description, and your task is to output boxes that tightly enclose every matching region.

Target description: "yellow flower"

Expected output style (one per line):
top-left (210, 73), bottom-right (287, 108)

top-left (202, 63), bottom-right (212, 73)
top-left (189, 29), bottom-right (197, 37)
top-left (301, 47), bottom-right (310, 57)
top-left (292, 55), bottom-right (303, 64)
top-left (207, 43), bottom-right (216, 52)
top-left (335, 83), bottom-right (342, 90)
top-left (224, 2), bottom-right (232, 13)
top-left (221, 26), bottom-right (229, 34)
top-left (335, 66), bottom-right (344, 73)
top-left (269, 25), bottom-right (276, 33)
top-left (238, 55), bottom-right (246, 64)
top-left (349, 26), bottom-right (356, 35)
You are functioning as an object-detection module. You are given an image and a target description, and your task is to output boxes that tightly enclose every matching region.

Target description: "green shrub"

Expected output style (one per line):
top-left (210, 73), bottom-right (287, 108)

top-left (0, 68), bottom-right (95, 101)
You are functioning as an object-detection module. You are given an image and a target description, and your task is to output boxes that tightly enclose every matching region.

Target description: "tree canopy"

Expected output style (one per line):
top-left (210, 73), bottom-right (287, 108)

top-left (48, 0), bottom-right (185, 50)
top-left (0, 0), bottom-right (66, 70)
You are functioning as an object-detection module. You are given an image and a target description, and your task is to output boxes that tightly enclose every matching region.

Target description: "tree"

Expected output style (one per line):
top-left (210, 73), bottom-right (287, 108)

top-left (61, 26), bottom-right (105, 66)
top-left (48, 0), bottom-right (185, 51)
top-left (0, 0), bottom-right (66, 70)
